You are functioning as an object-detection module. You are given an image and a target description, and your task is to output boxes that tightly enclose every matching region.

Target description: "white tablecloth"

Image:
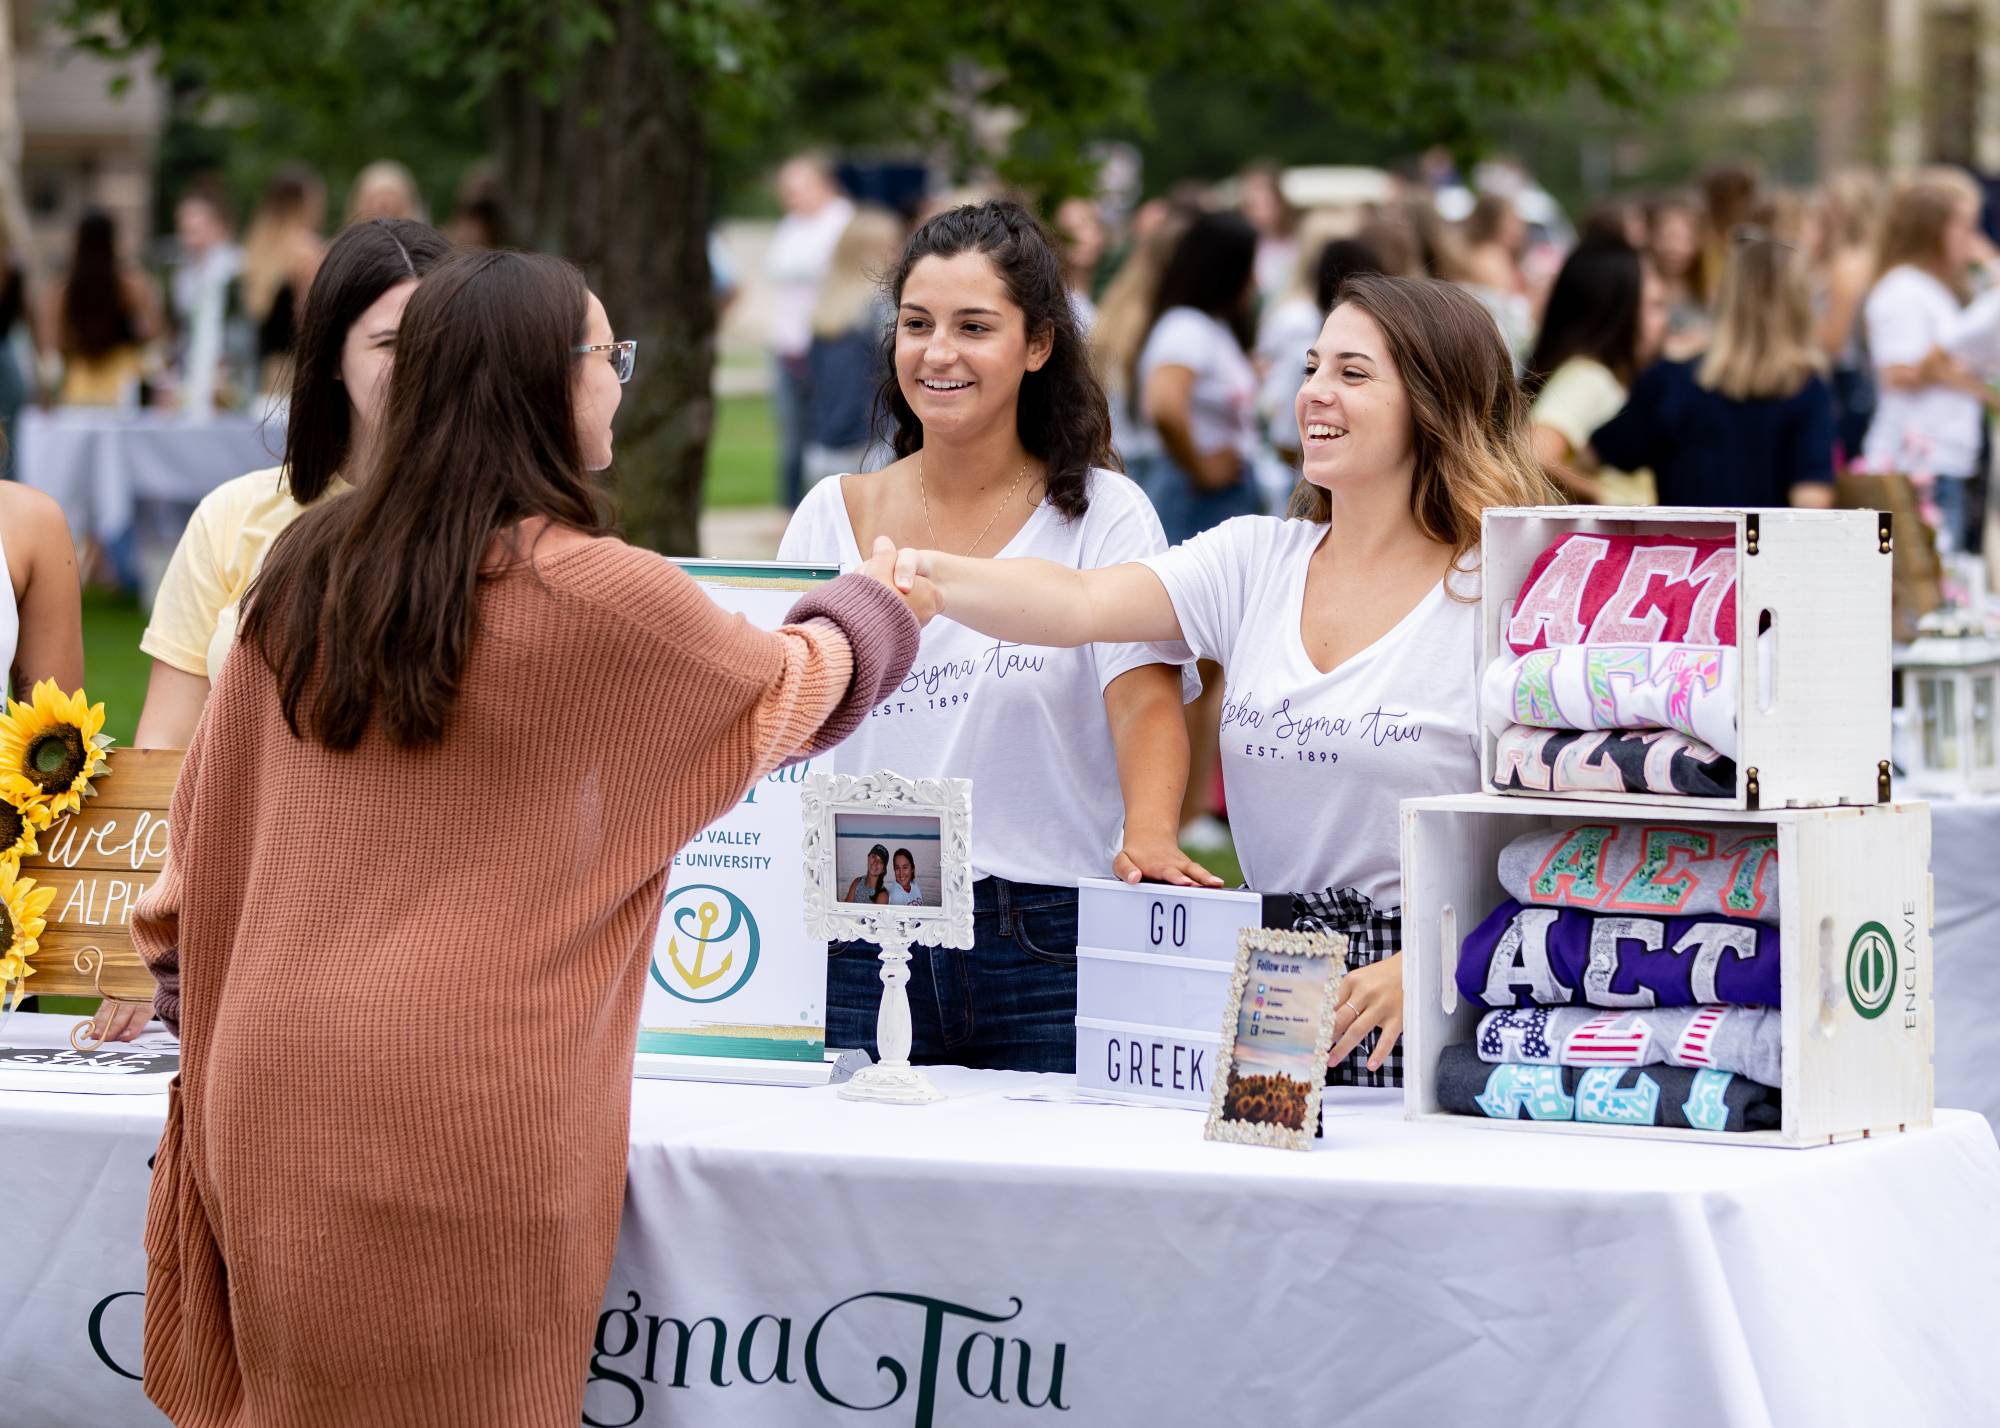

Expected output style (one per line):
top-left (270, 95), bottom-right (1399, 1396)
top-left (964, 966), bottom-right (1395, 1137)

top-left (18, 406), bottom-right (282, 548)
top-left (1932, 792), bottom-right (2000, 1133)
top-left (3, 1011), bottom-right (1997, 1428)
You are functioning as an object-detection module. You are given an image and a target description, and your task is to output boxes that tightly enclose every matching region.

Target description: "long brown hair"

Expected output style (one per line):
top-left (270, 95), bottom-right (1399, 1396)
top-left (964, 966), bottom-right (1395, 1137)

top-left (59, 211), bottom-right (140, 360)
top-left (242, 249), bottom-right (614, 749)
top-left (875, 200), bottom-right (1115, 518)
top-left (283, 218), bottom-right (451, 505)
top-left (1288, 274), bottom-right (1555, 582)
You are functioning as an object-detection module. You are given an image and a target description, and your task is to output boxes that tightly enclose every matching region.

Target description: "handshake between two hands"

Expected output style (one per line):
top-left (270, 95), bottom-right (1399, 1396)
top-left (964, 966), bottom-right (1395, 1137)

top-left (860, 536), bottom-right (944, 627)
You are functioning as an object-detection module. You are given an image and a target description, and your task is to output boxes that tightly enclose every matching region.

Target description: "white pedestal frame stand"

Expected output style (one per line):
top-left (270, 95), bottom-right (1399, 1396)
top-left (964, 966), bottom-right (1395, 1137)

top-left (800, 770), bottom-right (975, 1106)
top-left (843, 927), bottom-right (942, 1104)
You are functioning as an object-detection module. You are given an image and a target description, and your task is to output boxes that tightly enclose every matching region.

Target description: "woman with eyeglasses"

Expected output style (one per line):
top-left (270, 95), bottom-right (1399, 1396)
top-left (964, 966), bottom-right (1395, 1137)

top-left (1586, 227), bottom-right (1836, 509)
top-left (130, 248), bottom-right (929, 1427)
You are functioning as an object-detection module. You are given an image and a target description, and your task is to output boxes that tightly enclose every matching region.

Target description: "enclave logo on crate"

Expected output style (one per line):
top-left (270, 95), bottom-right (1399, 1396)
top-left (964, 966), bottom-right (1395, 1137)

top-left (1846, 921), bottom-right (1896, 1020)
top-left (585, 1289), bottom-right (1072, 1427)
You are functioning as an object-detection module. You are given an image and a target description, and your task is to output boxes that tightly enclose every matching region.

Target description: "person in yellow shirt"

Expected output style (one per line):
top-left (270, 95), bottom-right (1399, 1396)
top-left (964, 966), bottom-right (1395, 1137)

top-left (1523, 234), bottom-right (1668, 505)
top-left (97, 219), bottom-right (450, 1044)
top-left (135, 219), bottom-right (451, 746)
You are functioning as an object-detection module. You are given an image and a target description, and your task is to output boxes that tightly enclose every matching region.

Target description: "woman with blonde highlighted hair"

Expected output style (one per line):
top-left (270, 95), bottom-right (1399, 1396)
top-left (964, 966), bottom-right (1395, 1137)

top-left (892, 274), bottom-right (1557, 1088)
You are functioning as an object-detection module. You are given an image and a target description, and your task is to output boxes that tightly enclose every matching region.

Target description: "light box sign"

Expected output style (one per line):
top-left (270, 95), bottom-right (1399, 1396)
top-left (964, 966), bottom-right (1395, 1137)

top-left (1076, 878), bottom-right (1291, 963)
top-left (1074, 878), bottom-right (1293, 1104)
top-left (638, 562), bottom-right (838, 1062)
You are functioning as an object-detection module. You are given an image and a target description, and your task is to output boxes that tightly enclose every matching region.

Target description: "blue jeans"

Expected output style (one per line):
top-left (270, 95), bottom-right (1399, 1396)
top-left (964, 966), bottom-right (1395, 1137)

top-left (1128, 450), bottom-right (1263, 546)
top-left (773, 354), bottom-right (809, 508)
top-left (1934, 475), bottom-right (1975, 554)
top-left (827, 878), bottom-right (1077, 1073)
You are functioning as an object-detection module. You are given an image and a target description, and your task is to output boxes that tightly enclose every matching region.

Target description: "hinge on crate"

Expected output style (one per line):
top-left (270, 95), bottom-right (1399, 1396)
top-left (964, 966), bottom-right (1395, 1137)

top-left (1878, 759), bottom-right (1892, 802)
top-left (1878, 512), bottom-right (1893, 554)
top-left (1744, 765), bottom-right (1760, 808)
top-left (1744, 513), bottom-right (1759, 556)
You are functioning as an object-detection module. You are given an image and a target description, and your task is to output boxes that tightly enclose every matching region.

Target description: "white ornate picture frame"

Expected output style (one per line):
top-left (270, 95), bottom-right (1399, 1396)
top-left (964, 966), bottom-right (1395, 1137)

top-left (1205, 927), bottom-right (1347, 1150)
top-left (802, 770), bottom-right (974, 1103)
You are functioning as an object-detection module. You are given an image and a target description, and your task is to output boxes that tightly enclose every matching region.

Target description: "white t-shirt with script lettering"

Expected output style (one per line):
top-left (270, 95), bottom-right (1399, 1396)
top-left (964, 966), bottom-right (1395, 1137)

top-left (1142, 516), bottom-right (1480, 905)
top-left (779, 468), bottom-right (1189, 887)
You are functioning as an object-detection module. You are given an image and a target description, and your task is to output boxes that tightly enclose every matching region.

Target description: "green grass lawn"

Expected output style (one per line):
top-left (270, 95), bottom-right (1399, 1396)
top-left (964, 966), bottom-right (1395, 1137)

top-left (1191, 841), bottom-right (1243, 888)
top-left (82, 586), bottom-right (150, 748)
top-left (703, 394), bottom-right (780, 510)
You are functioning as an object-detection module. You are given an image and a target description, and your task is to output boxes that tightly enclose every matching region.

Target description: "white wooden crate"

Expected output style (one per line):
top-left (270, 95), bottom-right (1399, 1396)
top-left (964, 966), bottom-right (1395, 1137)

top-left (1482, 506), bottom-right (1893, 811)
top-left (1073, 878), bottom-right (1288, 1105)
top-left (1400, 792), bottom-right (1933, 1147)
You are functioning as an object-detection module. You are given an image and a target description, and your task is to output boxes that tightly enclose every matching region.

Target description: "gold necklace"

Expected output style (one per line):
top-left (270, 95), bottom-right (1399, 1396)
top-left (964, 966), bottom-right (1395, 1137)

top-left (918, 453), bottom-right (1030, 557)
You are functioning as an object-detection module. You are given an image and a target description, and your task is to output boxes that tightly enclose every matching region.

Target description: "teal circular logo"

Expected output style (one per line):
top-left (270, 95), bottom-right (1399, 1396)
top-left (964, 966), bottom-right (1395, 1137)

top-left (1846, 921), bottom-right (1896, 1020)
top-left (653, 884), bottom-right (760, 1004)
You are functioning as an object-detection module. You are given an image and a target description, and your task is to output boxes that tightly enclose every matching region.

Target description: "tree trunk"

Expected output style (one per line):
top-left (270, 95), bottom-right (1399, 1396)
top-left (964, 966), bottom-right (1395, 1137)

top-left (492, 3), bottom-right (712, 555)
top-left (0, 0), bottom-right (39, 280)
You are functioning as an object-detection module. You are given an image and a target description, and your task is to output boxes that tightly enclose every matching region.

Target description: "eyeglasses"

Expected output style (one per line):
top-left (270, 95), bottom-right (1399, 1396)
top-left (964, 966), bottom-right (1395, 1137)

top-left (574, 339), bottom-right (637, 384)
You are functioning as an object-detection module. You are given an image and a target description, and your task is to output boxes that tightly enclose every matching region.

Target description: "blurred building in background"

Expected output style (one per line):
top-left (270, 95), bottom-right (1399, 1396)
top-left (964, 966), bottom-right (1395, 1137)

top-left (1528, 0), bottom-right (2000, 203)
top-left (11, 1), bottom-right (162, 264)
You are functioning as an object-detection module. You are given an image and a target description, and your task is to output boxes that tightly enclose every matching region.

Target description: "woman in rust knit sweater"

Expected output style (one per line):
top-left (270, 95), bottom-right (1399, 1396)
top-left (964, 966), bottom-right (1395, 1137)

top-left (131, 250), bottom-right (928, 1427)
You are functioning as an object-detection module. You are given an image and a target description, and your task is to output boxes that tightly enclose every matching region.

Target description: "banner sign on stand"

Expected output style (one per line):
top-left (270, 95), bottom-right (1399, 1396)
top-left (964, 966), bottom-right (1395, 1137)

top-left (638, 562), bottom-right (839, 1068)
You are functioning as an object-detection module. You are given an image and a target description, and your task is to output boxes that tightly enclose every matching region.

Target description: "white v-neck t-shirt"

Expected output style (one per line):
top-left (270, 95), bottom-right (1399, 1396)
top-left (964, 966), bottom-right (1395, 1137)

top-left (1141, 515), bottom-right (1481, 906)
top-left (779, 467), bottom-right (1190, 887)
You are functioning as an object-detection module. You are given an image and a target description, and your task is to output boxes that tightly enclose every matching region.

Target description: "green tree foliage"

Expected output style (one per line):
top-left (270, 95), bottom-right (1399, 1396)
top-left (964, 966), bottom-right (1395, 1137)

top-left (65, 0), bottom-right (1738, 552)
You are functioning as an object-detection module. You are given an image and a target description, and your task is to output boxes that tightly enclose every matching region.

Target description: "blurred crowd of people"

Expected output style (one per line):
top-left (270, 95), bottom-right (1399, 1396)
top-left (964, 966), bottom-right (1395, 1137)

top-left (0, 157), bottom-right (506, 454)
top-left (765, 150), bottom-right (2000, 568)
top-left (757, 149), bottom-right (2000, 844)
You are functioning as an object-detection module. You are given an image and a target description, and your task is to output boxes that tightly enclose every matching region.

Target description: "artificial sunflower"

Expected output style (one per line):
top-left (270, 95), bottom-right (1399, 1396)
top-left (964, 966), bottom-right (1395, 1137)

top-left (0, 858), bottom-right (56, 1011)
top-left (0, 680), bottom-right (111, 821)
top-left (0, 792), bottom-right (49, 866)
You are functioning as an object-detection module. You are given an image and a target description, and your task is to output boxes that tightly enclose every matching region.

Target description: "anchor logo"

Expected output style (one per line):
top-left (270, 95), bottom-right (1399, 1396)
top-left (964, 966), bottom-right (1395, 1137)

top-left (652, 884), bottom-right (761, 1004)
top-left (668, 900), bottom-right (732, 989)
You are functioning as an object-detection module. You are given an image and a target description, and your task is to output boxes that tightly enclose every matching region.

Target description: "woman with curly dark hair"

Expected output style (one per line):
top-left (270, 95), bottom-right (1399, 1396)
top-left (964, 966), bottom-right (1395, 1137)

top-left (780, 198), bottom-right (1211, 1072)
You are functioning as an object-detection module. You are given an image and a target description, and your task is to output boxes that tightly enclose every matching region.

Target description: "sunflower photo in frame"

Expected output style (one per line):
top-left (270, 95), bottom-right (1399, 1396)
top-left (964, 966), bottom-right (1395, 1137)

top-left (1205, 927), bottom-right (1346, 1151)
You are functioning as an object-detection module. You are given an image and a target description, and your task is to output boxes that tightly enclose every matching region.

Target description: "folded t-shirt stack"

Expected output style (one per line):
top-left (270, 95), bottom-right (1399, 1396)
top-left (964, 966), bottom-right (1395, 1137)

top-left (1488, 533), bottom-right (1740, 795)
top-left (1440, 821), bottom-right (1784, 1133)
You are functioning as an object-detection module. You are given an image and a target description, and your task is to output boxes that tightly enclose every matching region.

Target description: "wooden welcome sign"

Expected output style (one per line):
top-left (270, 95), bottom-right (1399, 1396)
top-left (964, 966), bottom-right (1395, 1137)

top-left (21, 748), bottom-right (181, 1001)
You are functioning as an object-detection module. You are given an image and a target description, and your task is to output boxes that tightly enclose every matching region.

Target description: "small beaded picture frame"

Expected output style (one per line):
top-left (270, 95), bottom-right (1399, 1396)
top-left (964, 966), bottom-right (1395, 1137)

top-left (1205, 927), bottom-right (1347, 1151)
